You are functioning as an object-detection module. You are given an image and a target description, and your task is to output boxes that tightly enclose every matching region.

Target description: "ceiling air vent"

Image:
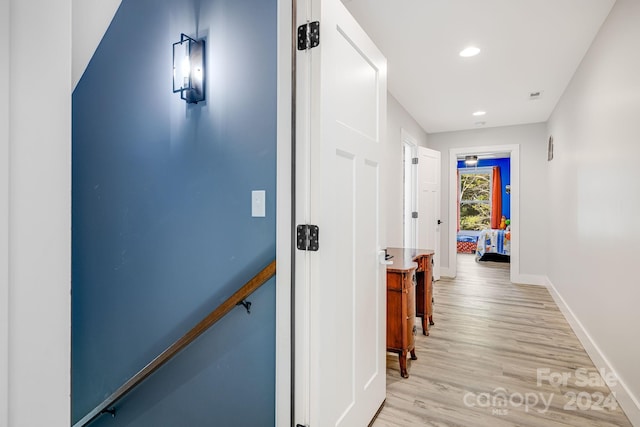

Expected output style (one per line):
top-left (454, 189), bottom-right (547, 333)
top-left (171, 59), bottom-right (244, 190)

top-left (529, 91), bottom-right (543, 100)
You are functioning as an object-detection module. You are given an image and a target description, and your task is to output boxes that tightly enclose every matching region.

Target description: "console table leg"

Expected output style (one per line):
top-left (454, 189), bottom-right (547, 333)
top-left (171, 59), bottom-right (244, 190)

top-left (399, 351), bottom-right (408, 378)
top-left (410, 348), bottom-right (417, 360)
top-left (429, 315), bottom-right (434, 326)
top-left (421, 316), bottom-right (429, 336)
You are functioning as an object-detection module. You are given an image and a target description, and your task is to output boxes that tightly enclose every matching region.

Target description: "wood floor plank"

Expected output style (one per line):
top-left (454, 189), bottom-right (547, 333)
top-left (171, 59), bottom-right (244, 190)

top-left (373, 254), bottom-right (632, 427)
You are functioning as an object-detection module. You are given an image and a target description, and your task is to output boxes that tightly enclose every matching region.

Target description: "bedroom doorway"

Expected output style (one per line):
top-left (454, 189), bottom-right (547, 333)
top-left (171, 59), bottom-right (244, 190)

top-left (448, 145), bottom-right (521, 283)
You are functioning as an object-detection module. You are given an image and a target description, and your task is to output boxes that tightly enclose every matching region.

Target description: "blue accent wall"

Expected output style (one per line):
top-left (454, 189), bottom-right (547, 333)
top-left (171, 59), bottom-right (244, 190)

top-left (72, 0), bottom-right (276, 425)
top-left (458, 158), bottom-right (511, 219)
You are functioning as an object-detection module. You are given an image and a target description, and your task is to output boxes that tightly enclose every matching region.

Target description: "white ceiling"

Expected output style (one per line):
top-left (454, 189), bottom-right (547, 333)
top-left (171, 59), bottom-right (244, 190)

top-left (342, 0), bottom-right (616, 134)
top-left (72, 0), bottom-right (122, 89)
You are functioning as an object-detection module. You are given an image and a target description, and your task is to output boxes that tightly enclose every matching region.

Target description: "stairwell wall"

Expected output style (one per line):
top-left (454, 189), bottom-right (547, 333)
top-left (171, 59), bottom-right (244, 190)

top-left (72, 0), bottom-right (277, 425)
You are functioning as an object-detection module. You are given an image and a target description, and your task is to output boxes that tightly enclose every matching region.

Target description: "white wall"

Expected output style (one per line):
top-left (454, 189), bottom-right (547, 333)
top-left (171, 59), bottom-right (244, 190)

top-left (428, 123), bottom-right (548, 277)
top-left (384, 93), bottom-right (429, 246)
top-left (72, 0), bottom-right (122, 89)
top-left (3, 1), bottom-right (72, 426)
top-left (1, 1), bottom-right (10, 426)
top-left (546, 0), bottom-right (640, 421)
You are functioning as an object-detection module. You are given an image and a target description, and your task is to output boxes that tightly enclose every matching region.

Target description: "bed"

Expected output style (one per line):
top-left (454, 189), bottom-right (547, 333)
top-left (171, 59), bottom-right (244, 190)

top-left (476, 228), bottom-right (510, 260)
top-left (456, 234), bottom-right (478, 254)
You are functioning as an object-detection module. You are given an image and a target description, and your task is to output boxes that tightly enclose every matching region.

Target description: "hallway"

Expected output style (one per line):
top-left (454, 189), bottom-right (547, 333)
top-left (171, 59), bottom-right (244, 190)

top-left (374, 254), bottom-right (631, 426)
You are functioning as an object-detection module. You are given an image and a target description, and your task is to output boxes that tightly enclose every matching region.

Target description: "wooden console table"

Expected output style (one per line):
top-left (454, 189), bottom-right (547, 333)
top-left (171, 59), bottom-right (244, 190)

top-left (388, 247), bottom-right (435, 335)
top-left (385, 247), bottom-right (435, 378)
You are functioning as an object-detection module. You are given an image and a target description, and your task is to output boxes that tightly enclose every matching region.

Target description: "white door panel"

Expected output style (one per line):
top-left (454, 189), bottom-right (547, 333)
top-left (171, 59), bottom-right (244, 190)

top-left (417, 146), bottom-right (441, 280)
top-left (295, 0), bottom-right (387, 426)
top-left (295, 0), bottom-right (386, 427)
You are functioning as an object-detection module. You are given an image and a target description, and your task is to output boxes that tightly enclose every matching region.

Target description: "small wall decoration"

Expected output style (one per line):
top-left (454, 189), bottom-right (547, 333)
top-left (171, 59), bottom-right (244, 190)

top-left (547, 135), bottom-right (554, 161)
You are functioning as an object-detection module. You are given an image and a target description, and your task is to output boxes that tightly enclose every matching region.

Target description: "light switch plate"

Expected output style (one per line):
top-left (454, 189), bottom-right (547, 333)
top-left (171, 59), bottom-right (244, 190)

top-left (252, 190), bottom-right (266, 217)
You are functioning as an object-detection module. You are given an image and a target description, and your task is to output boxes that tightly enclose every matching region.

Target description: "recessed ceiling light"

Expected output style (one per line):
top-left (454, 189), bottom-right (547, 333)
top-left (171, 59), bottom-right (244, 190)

top-left (472, 111), bottom-right (486, 116)
top-left (459, 46), bottom-right (480, 57)
top-left (474, 121), bottom-right (486, 127)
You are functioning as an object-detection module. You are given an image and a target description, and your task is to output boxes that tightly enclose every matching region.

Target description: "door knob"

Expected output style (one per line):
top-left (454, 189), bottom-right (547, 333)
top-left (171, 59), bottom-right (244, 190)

top-left (437, 219), bottom-right (443, 225)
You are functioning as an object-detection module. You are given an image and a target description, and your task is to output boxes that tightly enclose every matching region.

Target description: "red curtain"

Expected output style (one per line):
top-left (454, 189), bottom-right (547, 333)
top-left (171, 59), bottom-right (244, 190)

top-left (457, 170), bottom-right (460, 232)
top-left (490, 166), bottom-right (502, 229)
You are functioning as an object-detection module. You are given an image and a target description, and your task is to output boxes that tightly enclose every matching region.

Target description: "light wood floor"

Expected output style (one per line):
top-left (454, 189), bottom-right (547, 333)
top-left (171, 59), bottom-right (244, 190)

top-left (373, 254), bottom-right (632, 427)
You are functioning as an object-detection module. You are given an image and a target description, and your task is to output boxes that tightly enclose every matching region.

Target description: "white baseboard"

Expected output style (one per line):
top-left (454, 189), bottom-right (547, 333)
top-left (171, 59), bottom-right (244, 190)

top-left (545, 277), bottom-right (640, 426)
top-left (439, 267), bottom-right (455, 278)
top-left (513, 274), bottom-right (546, 286)
top-left (439, 270), bottom-right (547, 286)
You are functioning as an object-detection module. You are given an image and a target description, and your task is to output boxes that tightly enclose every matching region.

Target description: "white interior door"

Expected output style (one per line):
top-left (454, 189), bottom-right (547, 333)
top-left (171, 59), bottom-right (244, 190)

top-left (294, 0), bottom-right (387, 425)
top-left (416, 146), bottom-right (441, 280)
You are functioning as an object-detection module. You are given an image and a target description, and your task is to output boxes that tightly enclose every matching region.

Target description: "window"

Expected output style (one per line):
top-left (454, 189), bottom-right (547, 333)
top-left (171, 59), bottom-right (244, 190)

top-left (459, 168), bottom-right (492, 230)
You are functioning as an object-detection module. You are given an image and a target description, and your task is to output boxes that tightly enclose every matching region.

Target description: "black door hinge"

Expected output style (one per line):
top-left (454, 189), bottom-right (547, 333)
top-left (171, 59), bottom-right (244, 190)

top-left (412, 157), bottom-right (419, 164)
top-left (412, 211), bottom-right (418, 219)
top-left (297, 224), bottom-right (319, 251)
top-left (297, 21), bottom-right (320, 51)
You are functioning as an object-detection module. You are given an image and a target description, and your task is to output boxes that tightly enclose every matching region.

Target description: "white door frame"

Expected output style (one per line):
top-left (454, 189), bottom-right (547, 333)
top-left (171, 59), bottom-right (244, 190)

top-left (447, 145), bottom-right (520, 283)
top-left (401, 128), bottom-right (417, 249)
top-left (275, 0), bottom-right (293, 425)
top-left (1, 1), bottom-right (9, 423)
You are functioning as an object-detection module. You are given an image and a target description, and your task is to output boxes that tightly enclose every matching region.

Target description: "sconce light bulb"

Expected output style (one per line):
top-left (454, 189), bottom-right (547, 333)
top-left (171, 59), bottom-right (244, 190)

top-left (181, 56), bottom-right (191, 80)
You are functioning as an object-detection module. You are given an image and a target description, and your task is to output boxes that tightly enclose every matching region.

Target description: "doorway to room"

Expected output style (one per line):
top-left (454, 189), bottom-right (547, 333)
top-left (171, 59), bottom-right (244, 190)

top-left (458, 155), bottom-right (510, 256)
top-left (448, 145), bottom-right (520, 282)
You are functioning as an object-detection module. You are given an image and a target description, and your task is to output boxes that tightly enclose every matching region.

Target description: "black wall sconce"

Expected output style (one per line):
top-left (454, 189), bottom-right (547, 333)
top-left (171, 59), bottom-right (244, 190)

top-left (173, 33), bottom-right (205, 104)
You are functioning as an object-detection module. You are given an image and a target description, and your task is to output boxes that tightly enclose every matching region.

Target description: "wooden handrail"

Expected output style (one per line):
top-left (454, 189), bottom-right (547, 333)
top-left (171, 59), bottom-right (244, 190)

top-left (73, 260), bottom-right (277, 427)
